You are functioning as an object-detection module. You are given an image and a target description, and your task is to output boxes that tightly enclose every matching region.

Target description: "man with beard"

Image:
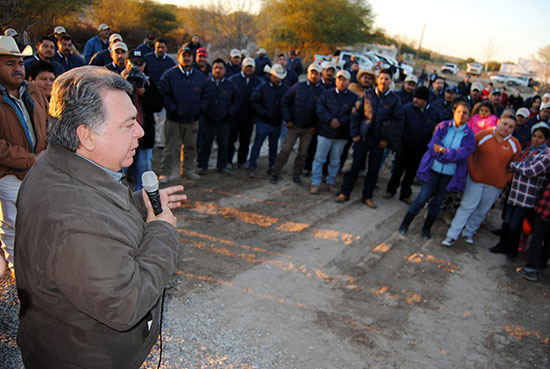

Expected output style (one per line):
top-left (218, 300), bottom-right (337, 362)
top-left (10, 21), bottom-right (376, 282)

top-left (24, 36), bottom-right (64, 77)
top-left (51, 34), bottom-right (85, 72)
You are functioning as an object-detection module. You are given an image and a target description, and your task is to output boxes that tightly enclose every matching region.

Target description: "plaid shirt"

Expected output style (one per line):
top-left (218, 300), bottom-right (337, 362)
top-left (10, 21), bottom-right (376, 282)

top-left (508, 146), bottom-right (550, 208)
top-left (535, 182), bottom-right (550, 222)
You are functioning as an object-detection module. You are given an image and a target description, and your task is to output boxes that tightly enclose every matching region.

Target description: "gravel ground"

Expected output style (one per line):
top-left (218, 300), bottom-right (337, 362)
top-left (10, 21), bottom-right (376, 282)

top-left (0, 276), bottom-right (23, 369)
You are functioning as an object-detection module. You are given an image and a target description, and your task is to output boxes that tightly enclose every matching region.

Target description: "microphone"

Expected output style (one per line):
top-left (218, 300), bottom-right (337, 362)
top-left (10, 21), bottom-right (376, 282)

top-left (141, 171), bottom-right (163, 216)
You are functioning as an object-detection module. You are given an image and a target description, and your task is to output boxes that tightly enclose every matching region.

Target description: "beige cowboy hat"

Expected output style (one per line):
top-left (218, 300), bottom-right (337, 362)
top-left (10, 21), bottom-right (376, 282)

top-left (0, 36), bottom-right (33, 57)
top-left (264, 63), bottom-right (287, 79)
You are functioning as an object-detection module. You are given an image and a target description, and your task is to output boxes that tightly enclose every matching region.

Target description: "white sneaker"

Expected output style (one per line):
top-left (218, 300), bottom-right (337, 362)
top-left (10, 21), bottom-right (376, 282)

top-left (441, 237), bottom-right (455, 247)
top-left (463, 235), bottom-right (474, 244)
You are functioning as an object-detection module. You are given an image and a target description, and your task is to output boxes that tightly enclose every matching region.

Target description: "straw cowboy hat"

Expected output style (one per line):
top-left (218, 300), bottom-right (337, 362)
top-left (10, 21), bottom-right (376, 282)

top-left (0, 36), bottom-right (33, 57)
top-left (264, 63), bottom-right (287, 79)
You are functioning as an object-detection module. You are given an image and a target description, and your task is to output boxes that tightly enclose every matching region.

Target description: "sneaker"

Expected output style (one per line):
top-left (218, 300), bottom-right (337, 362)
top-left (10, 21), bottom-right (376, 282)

top-left (335, 194), bottom-right (349, 203)
top-left (270, 175), bottom-right (279, 184)
top-left (197, 167), bottom-right (207, 175)
top-left (248, 170), bottom-right (256, 179)
top-left (266, 167), bottom-right (273, 175)
top-left (292, 176), bottom-right (303, 186)
top-left (184, 171), bottom-right (201, 180)
top-left (382, 191), bottom-right (394, 199)
top-left (327, 184), bottom-right (339, 195)
top-left (310, 185), bottom-right (320, 194)
top-left (463, 235), bottom-right (474, 244)
top-left (516, 267), bottom-right (540, 282)
top-left (159, 174), bottom-right (178, 184)
top-left (441, 237), bottom-right (455, 247)
top-left (226, 163), bottom-right (233, 170)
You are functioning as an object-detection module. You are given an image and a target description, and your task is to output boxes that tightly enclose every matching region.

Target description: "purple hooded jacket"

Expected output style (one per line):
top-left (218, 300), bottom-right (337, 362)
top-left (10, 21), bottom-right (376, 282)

top-left (416, 119), bottom-right (475, 192)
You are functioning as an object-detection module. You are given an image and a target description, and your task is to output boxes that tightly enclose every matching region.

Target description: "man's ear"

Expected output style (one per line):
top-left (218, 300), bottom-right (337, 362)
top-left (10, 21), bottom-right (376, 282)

top-left (76, 124), bottom-right (96, 152)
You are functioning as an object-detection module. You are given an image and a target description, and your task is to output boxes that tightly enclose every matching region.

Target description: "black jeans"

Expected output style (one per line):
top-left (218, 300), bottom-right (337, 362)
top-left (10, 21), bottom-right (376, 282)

top-left (340, 139), bottom-right (384, 200)
top-left (525, 215), bottom-right (550, 271)
top-left (228, 119), bottom-right (254, 165)
top-left (386, 148), bottom-right (425, 199)
top-left (198, 122), bottom-right (230, 170)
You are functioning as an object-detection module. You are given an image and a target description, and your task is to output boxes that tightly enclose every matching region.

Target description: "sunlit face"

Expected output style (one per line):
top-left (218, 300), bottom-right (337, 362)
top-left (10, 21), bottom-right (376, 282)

top-left (38, 40), bottom-right (55, 60)
top-left (155, 42), bottom-right (167, 58)
top-left (471, 89), bottom-right (481, 100)
top-left (99, 29), bottom-right (110, 40)
top-left (212, 62), bottom-right (226, 80)
top-left (532, 98), bottom-right (541, 111)
top-left (540, 108), bottom-right (550, 122)
top-left (335, 75), bottom-right (350, 92)
top-left (196, 53), bottom-right (207, 67)
top-left (231, 55), bottom-right (241, 66)
top-left (479, 106), bottom-right (491, 118)
top-left (531, 130), bottom-right (547, 148)
top-left (358, 73), bottom-right (373, 88)
top-left (404, 81), bottom-right (416, 93)
top-left (489, 93), bottom-right (501, 105)
top-left (377, 72), bottom-right (392, 92)
top-left (85, 89), bottom-right (143, 171)
top-left (453, 104), bottom-right (470, 125)
top-left (433, 78), bottom-right (444, 93)
top-left (30, 71), bottom-right (55, 99)
top-left (277, 56), bottom-right (287, 68)
top-left (242, 65), bottom-right (254, 77)
top-left (192, 35), bottom-right (200, 44)
top-left (322, 68), bottom-right (335, 81)
top-left (495, 117), bottom-right (516, 138)
top-left (516, 115), bottom-right (528, 126)
top-left (111, 48), bottom-right (127, 67)
top-left (178, 52), bottom-right (192, 68)
top-left (0, 56), bottom-right (25, 90)
top-left (59, 39), bottom-right (72, 57)
top-left (307, 69), bottom-right (321, 84)
top-left (445, 89), bottom-right (456, 102)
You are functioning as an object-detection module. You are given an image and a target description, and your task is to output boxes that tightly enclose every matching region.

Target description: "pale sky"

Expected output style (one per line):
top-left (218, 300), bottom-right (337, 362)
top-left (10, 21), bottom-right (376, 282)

top-left (160, 0), bottom-right (549, 63)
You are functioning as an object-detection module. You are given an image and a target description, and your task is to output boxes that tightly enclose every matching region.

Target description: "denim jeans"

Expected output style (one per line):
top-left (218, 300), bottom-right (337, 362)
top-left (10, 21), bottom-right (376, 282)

top-left (446, 176), bottom-right (502, 239)
top-left (248, 121), bottom-right (281, 169)
top-left (311, 136), bottom-right (347, 186)
top-left (408, 170), bottom-right (453, 217)
top-left (128, 148), bottom-right (153, 190)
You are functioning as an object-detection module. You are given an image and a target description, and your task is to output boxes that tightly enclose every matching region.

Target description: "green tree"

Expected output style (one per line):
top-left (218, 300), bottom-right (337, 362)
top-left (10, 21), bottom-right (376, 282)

top-left (260, 0), bottom-right (373, 56)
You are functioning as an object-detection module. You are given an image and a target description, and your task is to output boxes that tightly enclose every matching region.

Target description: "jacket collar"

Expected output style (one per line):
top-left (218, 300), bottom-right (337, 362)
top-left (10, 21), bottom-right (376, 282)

top-left (45, 144), bottom-right (133, 211)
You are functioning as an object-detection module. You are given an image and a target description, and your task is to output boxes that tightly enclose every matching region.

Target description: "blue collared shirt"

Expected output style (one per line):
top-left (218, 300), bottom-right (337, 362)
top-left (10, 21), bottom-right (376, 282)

top-left (76, 153), bottom-right (124, 183)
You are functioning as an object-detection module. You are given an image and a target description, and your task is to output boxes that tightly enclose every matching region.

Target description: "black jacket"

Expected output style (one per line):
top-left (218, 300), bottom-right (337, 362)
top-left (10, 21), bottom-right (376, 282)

top-left (89, 48), bottom-right (112, 66)
top-left (431, 99), bottom-right (453, 121)
top-left (281, 81), bottom-right (325, 128)
top-left (200, 77), bottom-right (240, 125)
top-left (135, 77), bottom-right (163, 149)
top-left (395, 87), bottom-right (413, 106)
top-left (228, 72), bottom-right (263, 126)
top-left (225, 62), bottom-right (241, 78)
top-left (144, 52), bottom-right (176, 85)
top-left (316, 88), bottom-right (358, 139)
top-left (158, 66), bottom-right (206, 124)
top-left (250, 81), bottom-right (288, 126)
top-left (402, 102), bottom-right (441, 153)
top-left (254, 56), bottom-right (272, 77)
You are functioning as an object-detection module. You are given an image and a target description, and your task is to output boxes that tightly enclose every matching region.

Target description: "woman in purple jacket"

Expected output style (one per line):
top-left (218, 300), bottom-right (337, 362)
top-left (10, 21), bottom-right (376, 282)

top-left (398, 102), bottom-right (476, 239)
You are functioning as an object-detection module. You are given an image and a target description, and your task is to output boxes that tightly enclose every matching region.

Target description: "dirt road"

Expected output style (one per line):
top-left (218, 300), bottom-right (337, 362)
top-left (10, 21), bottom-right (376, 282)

top-left (1, 154), bottom-right (549, 369)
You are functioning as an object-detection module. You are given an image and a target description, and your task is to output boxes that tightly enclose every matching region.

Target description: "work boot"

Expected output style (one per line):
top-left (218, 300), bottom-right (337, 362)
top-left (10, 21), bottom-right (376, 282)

top-left (421, 214), bottom-right (437, 239)
top-left (398, 212), bottom-right (416, 235)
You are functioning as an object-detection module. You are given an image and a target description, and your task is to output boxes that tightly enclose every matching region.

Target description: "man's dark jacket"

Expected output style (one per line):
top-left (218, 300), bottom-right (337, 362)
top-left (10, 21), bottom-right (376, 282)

top-left (395, 87), bottom-right (413, 106)
top-left (144, 52), bottom-right (176, 85)
top-left (89, 48), bottom-right (112, 66)
top-left (282, 80), bottom-right (324, 128)
top-left (249, 81), bottom-right (288, 126)
top-left (431, 99), bottom-right (453, 121)
top-left (402, 102), bottom-right (441, 153)
top-left (228, 72), bottom-right (262, 127)
top-left (51, 51), bottom-right (85, 72)
top-left (200, 77), bottom-right (240, 125)
top-left (158, 66), bottom-right (206, 124)
top-left (316, 88), bottom-right (358, 139)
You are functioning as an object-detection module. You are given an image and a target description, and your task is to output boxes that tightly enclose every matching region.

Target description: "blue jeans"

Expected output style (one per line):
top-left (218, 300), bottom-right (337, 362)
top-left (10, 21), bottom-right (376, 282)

top-left (128, 148), bottom-right (152, 190)
top-left (248, 121), bottom-right (281, 169)
top-left (408, 170), bottom-right (453, 217)
top-left (446, 176), bottom-right (502, 239)
top-left (311, 136), bottom-right (347, 186)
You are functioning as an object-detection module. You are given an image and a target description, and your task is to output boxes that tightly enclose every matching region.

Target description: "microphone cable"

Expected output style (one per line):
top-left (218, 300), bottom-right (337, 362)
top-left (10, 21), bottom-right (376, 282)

top-left (157, 288), bottom-right (167, 369)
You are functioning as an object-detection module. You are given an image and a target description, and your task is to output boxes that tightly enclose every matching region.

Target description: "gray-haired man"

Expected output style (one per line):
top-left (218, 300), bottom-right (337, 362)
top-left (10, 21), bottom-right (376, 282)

top-left (15, 66), bottom-right (185, 368)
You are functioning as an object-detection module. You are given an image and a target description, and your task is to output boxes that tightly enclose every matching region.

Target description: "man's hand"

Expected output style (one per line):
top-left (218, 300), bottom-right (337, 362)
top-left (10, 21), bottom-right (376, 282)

top-left (285, 121), bottom-right (294, 128)
top-left (135, 87), bottom-right (145, 96)
top-left (379, 139), bottom-right (388, 149)
top-left (352, 135), bottom-right (361, 143)
top-left (433, 144), bottom-right (445, 154)
top-left (142, 185), bottom-right (186, 227)
top-left (330, 118), bottom-right (340, 129)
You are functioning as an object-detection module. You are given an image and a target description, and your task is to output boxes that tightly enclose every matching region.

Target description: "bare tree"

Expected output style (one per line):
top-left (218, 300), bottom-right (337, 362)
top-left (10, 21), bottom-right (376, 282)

top-left (535, 44), bottom-right (550, 88)
top-left (485, 40), bottom-right (497, 73)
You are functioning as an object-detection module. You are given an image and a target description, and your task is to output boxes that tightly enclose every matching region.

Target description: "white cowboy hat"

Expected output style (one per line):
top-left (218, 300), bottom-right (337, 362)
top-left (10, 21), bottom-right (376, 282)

top-left (0, 36), bottom-right (33, 57)
top-left (264, 63), bottom-right (287, 79)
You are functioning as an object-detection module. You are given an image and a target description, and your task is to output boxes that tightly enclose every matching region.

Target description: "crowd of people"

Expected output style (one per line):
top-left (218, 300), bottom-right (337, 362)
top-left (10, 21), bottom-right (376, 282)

top-left (3, 24), bottom-right (550, 284)
top-left (2, 21), bottom-right (550, 368)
